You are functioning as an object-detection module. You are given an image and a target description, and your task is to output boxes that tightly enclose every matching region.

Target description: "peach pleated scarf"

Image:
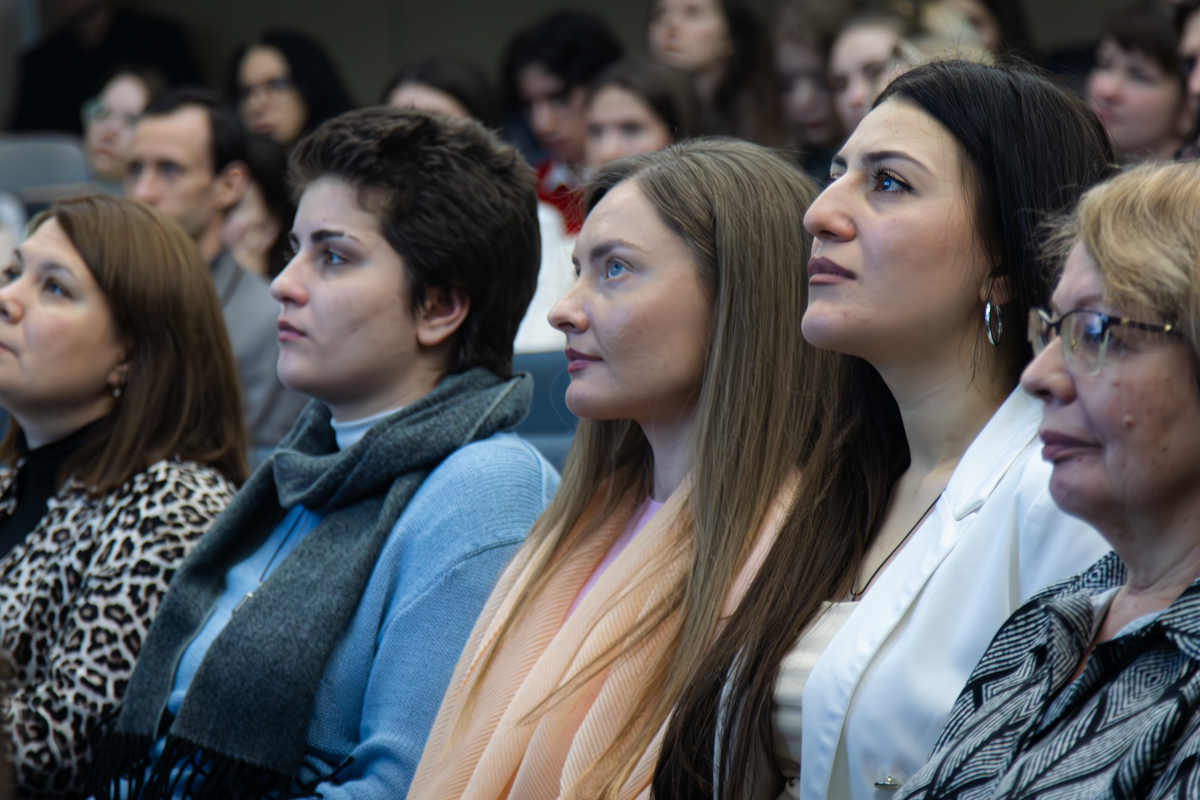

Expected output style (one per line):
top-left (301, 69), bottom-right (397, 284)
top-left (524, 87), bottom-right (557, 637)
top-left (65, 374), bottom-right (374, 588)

top-left (408, 477), bottom-right (792, 800)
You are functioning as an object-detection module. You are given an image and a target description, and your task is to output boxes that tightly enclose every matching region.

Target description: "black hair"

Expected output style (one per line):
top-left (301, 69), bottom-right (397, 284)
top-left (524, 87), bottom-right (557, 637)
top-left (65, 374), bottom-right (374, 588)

top-left (142, 88), bottom-right (247, 174)
top-left (1102, 1), bottom-right (1187, 91)
top-left (380, 56), bottom-right (500, 128)
top-left (288, 107), bottom-right (541, 378)
top-left (590, 57), bottom-right (701, 141)
top-left (500, 11), bottom-right (624, 114)
top-left (974, 0), bottom-right (1036, 57)
top-left (240, 134), bottom-right (294, 278)
top-left (226, 30), bottom-right (355, 139)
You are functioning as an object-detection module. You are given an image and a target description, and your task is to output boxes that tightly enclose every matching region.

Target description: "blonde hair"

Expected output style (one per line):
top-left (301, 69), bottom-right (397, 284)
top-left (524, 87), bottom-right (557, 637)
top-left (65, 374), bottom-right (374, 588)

top-left (1056, 161), bottom-right (1200, 359)
top-left (454, 139), bottom-right (829, 798)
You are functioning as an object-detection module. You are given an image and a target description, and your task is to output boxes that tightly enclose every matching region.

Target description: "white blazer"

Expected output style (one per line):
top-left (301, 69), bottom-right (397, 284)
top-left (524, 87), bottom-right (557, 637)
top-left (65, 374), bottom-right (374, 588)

top-left (794, 388), bottom-right (1111, 800)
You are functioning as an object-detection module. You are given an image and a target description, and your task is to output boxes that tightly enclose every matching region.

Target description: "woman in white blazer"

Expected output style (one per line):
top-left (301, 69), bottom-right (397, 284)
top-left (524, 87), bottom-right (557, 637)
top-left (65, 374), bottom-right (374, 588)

top-left (652, 61), bottom-right (1116, 800)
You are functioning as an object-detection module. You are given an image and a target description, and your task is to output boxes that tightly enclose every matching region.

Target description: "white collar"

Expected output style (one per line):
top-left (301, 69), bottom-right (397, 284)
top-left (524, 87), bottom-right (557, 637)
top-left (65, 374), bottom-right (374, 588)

top-left (943, 388), bottom-right (1042, 521)
top-left (329, 406), bottom-right (405, 451)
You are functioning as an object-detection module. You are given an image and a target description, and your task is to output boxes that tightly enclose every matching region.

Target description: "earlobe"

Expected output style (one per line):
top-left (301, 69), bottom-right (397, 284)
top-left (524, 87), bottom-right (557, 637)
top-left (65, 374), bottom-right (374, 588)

top-left (982, 276), bottom-right (1013, 306)
top-left (415, 288), bottom-right (470, 348)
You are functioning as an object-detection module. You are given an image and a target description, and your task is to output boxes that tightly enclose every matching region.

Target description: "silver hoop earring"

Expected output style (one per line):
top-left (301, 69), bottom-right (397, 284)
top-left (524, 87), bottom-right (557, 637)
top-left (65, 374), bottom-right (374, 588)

top-left (984, 301), bottom-right (1003, 346)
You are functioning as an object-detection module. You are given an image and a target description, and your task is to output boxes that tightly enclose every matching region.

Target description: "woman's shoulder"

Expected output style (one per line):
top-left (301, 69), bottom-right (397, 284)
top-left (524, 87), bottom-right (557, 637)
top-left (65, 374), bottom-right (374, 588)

top-left (67, 458), bottom-right (238, 522)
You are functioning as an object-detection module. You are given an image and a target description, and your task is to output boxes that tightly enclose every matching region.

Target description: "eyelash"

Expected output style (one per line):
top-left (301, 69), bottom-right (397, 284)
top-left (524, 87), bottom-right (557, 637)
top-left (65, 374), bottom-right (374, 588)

top-left (870, 166), bottom-right (911, 193)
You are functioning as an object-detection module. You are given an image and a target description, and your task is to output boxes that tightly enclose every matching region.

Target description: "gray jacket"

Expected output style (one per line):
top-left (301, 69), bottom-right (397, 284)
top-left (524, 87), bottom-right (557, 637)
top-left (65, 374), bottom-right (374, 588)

top-left (211, 250), bottom-right (307, 454)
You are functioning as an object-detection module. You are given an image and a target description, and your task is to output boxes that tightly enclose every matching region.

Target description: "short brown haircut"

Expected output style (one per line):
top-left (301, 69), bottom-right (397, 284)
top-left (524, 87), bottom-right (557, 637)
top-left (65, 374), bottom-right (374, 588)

top-left (1102, 1), bottom-right (1187, 90)
top-left (1, 196), bottom-right (249, 493)
top-left (288, 107), bottom-right (541, 378)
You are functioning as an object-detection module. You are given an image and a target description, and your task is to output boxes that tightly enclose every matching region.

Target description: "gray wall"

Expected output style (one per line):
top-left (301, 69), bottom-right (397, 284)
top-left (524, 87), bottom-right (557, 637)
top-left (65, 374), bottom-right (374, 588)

top-left (5, 0), bottom-right (1138, 121)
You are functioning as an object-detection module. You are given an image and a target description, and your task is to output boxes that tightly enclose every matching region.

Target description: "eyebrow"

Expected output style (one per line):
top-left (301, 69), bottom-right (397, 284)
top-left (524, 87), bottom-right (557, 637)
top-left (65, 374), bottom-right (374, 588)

top-left (831, 149), bottom-right (932, 176)
top-left (1050, 293), bottom-right (1105, 315)
top-left (288, 228), bottom-right (365, 247)
top-left (572, 238), bottom-right (645, 266)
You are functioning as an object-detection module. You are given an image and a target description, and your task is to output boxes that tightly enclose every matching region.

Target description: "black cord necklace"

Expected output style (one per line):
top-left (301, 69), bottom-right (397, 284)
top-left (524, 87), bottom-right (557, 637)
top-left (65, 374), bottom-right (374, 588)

top-left (851, 493), bottom-right (943, 601)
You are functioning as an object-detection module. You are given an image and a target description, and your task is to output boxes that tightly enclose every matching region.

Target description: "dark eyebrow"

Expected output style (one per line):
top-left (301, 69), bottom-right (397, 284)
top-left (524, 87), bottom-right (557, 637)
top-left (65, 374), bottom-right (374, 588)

top-left (861, 150), bottom-right (931, 175)
top-left (287, 228), bottom-right (366, 247)
top-left (588, 238), bottom-right (643, 262)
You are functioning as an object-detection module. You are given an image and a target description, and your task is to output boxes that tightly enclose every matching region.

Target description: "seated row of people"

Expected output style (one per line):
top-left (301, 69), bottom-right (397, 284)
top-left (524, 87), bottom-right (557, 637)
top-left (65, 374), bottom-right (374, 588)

top-left (4, 57), bottom-right (1200, 800)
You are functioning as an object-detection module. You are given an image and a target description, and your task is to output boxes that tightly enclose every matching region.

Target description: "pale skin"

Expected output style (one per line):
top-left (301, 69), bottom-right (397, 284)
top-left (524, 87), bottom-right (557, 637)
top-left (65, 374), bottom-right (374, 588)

top-left (1021, 244), bottom-right (1200, 666)
top-left (274, 176), bottom-right (468, 422)
top-left (238, 46), bottom-right (309, 147)
top-left (550, 180), bottom-right (712, 501)
top-left (803, 99), bottom-right (1011, 594)
top-left (584, 86), bottom-right (673, 171)
top-left (519, 64), bottom-right (590, 167)
top-left (649, 0), bottom-right (733, 101)
top-left (0, 219), bottom-right (127, 448)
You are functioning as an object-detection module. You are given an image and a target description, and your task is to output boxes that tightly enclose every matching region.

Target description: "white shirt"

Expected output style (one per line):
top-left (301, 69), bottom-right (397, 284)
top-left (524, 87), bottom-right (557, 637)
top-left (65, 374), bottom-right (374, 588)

top-left (514, 202), bottom-right (576, 354)
top-left (329, 405), bottom-right (405, 451)
top-left (792, 388), bottom-right (1111, 800)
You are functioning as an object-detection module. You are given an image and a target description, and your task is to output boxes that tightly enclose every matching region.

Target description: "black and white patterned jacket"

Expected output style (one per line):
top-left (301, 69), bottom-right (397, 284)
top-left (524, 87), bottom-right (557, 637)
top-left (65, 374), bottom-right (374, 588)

top-left (898, 550), bottom-right (1200, 799)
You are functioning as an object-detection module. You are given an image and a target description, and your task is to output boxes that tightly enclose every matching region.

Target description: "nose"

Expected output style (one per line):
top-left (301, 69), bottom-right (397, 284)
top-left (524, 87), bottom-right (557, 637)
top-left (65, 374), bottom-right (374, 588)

top-left (803, 180), bottom-right (854, 242)
top-left (270, 252), bottom-right (309, 306)
top-left (590, 130), bottom-right (624, 169)
top-left (530, 100), bottom-right (555, 140)
top-left (1089, 70), bottom-right (1121, 104)
top-left (1020, 337), bottom-right (1078, 406)
top-left (548, 278), bottom-right (588, 334)
top-left (0, 279), bottom-right (26, 324)
top-left (129, 169), bottom-right (159, 205)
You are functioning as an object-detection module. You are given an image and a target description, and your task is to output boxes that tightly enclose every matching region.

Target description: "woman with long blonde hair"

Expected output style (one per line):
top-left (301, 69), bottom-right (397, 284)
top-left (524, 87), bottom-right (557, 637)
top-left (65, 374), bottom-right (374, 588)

top-left (407, 139), bottom-right (828, 800)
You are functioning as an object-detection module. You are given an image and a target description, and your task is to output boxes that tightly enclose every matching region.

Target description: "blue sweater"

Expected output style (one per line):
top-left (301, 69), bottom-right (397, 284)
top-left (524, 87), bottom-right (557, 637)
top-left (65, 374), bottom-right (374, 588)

top-left (148, 431), bottom-right (557, 799)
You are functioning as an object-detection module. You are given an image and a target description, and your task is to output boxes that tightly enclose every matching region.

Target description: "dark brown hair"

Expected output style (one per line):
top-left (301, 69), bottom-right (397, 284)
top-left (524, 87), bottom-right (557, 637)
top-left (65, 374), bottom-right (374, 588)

top-left (1102, 1), bottom-right (1188, 92)
top-left (591, 57), bottom-right (702, 142)
top-left (288, 106), bottom-right (541, 378)
top-left (653, 61), bottom-right (1115, 800)
top-left (0, 195), bottom-right (248, 494)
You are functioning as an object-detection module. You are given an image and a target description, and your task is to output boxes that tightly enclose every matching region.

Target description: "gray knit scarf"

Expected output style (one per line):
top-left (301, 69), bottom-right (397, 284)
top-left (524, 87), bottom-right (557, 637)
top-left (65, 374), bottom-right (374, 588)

top-left (90, 367), bottom-right (532, 800)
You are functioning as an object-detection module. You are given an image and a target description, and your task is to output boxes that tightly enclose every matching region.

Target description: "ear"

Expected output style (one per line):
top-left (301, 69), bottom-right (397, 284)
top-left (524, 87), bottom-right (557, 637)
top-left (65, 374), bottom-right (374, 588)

top-left (415, 287), bottom-right (470, 349)
top-left (214, 160), bottom-right (251, 214)
top-left (107, 358), bottom-right (131, 393)
top-left (981, 275), bottom-right (1013, 306)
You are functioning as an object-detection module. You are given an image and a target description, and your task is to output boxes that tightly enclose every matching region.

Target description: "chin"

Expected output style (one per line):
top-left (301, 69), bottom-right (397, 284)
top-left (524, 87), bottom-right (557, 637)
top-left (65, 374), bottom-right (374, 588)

top-left (563, 385), bottom-right (626, 422)
top-left (800, 306), bottom-right (854, 353)
top-left (1047, 468), bottom-right (1110, 528)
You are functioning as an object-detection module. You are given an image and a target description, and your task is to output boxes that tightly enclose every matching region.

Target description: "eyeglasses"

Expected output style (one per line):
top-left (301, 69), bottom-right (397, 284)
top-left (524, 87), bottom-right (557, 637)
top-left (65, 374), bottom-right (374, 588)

top-left (81, 97), bottom-right (139, 129)
top-left (237, 77), bottom-right (295, 103)
top-left (1028, 307), bottom-right (1178, 376)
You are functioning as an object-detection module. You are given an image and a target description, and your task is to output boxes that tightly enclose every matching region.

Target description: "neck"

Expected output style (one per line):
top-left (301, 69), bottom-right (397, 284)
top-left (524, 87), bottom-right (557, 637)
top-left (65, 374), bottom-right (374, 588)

top-left (640, 408), bottom-right (696, 502)
top-left (16, 398), bottom-right (113, 450)
top-left (197, 217), bottom-right (225, 264)
top-left (874, 349), bottom-right (1010, 478)
top-left (326, 360), bottom-right (446, 423)
top-left (1103, 494), bottom-right (1200, 609)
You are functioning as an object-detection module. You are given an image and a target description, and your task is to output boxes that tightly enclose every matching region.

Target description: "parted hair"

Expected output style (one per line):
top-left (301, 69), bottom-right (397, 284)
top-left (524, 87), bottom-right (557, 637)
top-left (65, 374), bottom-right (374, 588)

top-left (1055, 161), bottom-right (1200, 361)
top-left (288, 107), bottom-right (540, 378)
top-left (455, 138), bottom-right (829, 799)
top-left (0, 195), bottom-right (248, 493)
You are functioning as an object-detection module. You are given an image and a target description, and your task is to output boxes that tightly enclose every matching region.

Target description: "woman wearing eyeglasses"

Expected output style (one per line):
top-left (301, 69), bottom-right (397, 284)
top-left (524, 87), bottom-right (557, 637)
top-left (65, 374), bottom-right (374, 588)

top-left (897, 159), bottom-right (1200, 800)
top-left (82, 69), bottom-right (164, 193)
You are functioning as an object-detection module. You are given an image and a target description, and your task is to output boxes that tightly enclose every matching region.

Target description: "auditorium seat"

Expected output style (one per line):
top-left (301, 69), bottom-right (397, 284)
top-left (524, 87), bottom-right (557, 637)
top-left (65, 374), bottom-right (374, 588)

top-left (0, 134), bottom-right (92, 207)
top-left (513, 351), bottom-right (576, 471)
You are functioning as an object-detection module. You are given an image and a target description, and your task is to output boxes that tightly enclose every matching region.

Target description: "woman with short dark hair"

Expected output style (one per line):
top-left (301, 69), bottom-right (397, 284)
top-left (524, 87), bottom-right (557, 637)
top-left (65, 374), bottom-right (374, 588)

top-left (0, 195), bottom-right (246, 797)
top-left (91, 108), bottom-right (558, 800)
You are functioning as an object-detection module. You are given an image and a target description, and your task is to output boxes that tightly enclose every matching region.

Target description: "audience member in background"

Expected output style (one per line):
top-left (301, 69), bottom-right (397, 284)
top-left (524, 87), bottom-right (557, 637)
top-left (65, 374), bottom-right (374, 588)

top-left (924, 0), bottom-right (1035, 56)
top-left (0, 195), bottom-right (245, 797)
top-left (584, 57), bottom-right (699, 171)
top-left (382, 56), bottom-right (499, 128)
top-left (828, 11), bottom-right (918, 133)
top-left (0, 195), bottom-right (23, 270)
top-left (223, 134), bottom-right (293, 279)
top-left (899, 160), bottom-right (1200, 800)
top-left (409, 140), bottom-right (826, 800)
top-left (772, 0), bottom-right (857, 178)
top-left (501, 11), bottom-right (623, 234)
top-left (82, 67), bottom-right (164, 193)
top-left (649, 0), bottom-right (788, 146)
top-left (7, 0), bottom-right (198, 133)
top-left (1087, 2), bottom-right (1197, 163)
top-left (227, 30), bottom-right (355, 150)
top-left (91, 108), bottom-right (557, 800)
top-left (654, 61), bottom-right (1114, 800)
top-left (1177, 0), bottom-right (1200, 158)
top-left (128, 89), bottom-right (307, 458)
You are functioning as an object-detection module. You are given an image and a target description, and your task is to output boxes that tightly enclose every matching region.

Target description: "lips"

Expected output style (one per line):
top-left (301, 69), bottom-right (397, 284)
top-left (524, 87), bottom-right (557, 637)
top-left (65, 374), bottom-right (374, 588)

top-left (1039, 429), bottom-right (1099, 463)
top-left (565, 347), bottom-right (601, 373)
top-left (277, 319), bottom-right (304, 342)
top-left (808, 256), bottom-right (856, 284)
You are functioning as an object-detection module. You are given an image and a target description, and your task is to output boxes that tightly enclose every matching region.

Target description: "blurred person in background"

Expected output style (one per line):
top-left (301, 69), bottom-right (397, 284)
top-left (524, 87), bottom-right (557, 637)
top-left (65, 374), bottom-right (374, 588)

top-left (583, 56), bottom-right (700, 171)
top-left (7, 0), bottom-right (198, 133)
top-left (772, 0), bottom-right (858, 179)
top-left (382, 56), bottom-right (500, 128)
top-left (501, 11), bottom-right (624, 235)
top-left (227, 30), bottom-right (355, 150)
top-left (222, 134), bottom-right (293, 280)
top-left (0, 195), bottom-right (245, 797)
top-left (129, 89), bottom-right (307, 459)
top-left (923, 0), bottom-right (1035, 56)
top-left (1177, 0), bottom-right (1200, 158)
top-left (828, 11), bottom-right (918, 133)
top-left (1087, 1), bottom-right (1197, 163)
top-left (649, 0), bottom-right (788, 146)
top-left (81, 67), bottom-right (164, 193)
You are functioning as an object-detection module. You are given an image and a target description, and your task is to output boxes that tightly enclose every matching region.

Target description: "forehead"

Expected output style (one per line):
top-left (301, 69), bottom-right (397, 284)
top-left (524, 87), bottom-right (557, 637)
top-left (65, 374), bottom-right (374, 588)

top-left (1184, 10), bottom-right (1200, 51)
top-left (241, 46), bottom-right (289, 80)
top-left (775, 42), bottom-right (823, 73)
top-left (1051, 243), bottom-right (1104, 310)
top-left (589, 86), bottom-right (655, 119)
top-left (843, 99), bottom-right (961, 173)
top-left (518, 63), bottom-right (565, 100)
top-left (20, 218), bottom-right (89, 272)
top-left (294, 175), bottom-right (384, 236)
top-left (832, 26), bottom-right (898, 67)
top-left (102, 75), bottom-right (148, 109)
top-left (132, 107), bottom-right (212, 164)
top-left (575, 180), bottom-right (666, 252)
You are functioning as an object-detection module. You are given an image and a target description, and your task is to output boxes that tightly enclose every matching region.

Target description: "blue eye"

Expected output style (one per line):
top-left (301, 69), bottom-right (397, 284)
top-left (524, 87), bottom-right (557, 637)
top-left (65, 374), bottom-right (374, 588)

top-left (606, 261), bottom-right (628, 279)
top-left (871, 167), bottom-right (909, 193)
top-left (322, 250), bottom-right (347, 267)
top-left (44, 278), bottom-right (65, 296)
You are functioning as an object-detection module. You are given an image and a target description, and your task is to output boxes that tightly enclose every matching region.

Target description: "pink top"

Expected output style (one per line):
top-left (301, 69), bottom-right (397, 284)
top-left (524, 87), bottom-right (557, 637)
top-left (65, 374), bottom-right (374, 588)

top-left (567, 498), bottom-right (664, 618)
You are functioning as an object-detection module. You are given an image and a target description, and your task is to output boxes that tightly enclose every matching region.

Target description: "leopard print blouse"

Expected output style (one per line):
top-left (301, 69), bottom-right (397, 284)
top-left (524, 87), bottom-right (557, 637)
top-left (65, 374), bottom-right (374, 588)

top-left (0, 458), bottom-right (236, 798)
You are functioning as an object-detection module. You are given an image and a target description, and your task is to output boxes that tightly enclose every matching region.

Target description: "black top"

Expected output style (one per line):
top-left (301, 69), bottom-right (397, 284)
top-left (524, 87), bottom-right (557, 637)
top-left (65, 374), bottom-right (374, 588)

top-left (8, 9), bottom-right (200, 133)
top-left (0, 421), bottom-right (99, 560)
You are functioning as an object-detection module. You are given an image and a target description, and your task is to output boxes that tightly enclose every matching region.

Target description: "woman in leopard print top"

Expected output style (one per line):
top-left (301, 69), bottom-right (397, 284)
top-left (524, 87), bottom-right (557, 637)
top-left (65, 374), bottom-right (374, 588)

top-left (0, 195), bottom-right (247, 798)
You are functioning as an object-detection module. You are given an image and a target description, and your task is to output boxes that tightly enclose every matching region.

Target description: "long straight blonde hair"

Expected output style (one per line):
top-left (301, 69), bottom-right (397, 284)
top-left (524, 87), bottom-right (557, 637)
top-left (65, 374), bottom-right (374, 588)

top-left (454, 139), bottom-right (831, 798)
